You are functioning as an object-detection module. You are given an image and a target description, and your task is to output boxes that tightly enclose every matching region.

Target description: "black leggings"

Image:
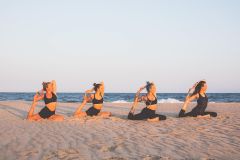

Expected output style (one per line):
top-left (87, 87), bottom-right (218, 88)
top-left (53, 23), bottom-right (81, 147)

top-left (179, 109), bottom-right (217, 118)
top-left (128, 107), bottom-right (167, 121)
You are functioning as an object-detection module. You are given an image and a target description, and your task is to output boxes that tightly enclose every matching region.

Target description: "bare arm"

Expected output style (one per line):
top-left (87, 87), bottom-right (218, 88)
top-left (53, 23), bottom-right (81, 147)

top-left (129, 85), bottom-right (146, 113)
top-left (51, 80), bottom-right (57, 94)
top-left (182, 94), bottom-right (199, 111)
top-left (85, 87), bottom-right (94, 94)
top-left (100, 81), bottom-right (105, 97)
top-left (181, 82), bottom-right (200, 111)
top-left (27, 93), bottom-right (43, 119)
top-left (74, 92), bottom-right (93, 115)
top-left (34, 91), bottom-right (44, 102)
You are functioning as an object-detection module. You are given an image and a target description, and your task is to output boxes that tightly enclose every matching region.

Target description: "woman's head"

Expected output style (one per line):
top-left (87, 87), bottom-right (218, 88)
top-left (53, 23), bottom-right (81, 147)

top-left (93, 83), bottom-right (104, 93)
top-left (42, 82), bottom-right (52, 92)
top-left (146, 81), bottom-right (156, 93)
top-left (192, 80), bottom-right (207, 95)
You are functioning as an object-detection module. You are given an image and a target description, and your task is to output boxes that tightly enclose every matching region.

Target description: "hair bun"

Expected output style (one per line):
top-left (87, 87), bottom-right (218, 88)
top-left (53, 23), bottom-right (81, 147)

top-left (93, 83), bottom-right (97, 87)
top-left (146, 81), bottom-right (151, 86)
top-left (42, 82), bottom-right (48, 91)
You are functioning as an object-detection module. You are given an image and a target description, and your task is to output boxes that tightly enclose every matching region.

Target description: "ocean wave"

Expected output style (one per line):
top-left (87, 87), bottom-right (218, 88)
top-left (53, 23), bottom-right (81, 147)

top-left (65, 100), bottom-right (79, 103)
top-left (0, 93), bottom-right (239, 103)
top-left (209, 102), bottom-right (216, 103)
top-left (111, 98), bottom-right (183, 103)
top-left (158, 98), bottom-right (183, 103)
top-left (112, 100), bottom-right (129, 103)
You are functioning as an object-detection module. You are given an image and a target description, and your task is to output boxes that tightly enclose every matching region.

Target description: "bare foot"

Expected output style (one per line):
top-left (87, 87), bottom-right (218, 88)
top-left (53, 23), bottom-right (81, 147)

top-left (74, 111), bottom-right (87, 118)
top-left (147, 117), bottom-right (159, 122)
top-left (99, 112), bottom-right (111, 118)
top-left (197, 114), bottom-right (211, 119)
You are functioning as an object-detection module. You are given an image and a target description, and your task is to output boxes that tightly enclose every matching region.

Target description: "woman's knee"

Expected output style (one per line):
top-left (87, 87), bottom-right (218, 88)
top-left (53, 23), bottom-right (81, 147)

top-left (56, 115), bottom-right (64, 120)
top-left (128, 113), bottom-right (134, 120)
top-left (27, 114), bottom-right (41, 121)
top-left (159, 115), bottom-right (167, 120)
top-left (99, 111), bottom-right (111, 117)
top-left (49, 114), bottom-right (64, 121)
top-left (210, 112), bottom-right (217, 117)
top-left (103, 111), bottom-right (111, 116)
top-left (75, 112), bottom-right (87, 118)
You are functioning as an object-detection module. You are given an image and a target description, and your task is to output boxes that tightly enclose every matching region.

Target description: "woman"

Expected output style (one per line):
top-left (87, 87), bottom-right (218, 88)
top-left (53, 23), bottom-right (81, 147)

top-left (128, 82), bottom-right (167, 121)
top-left (27, 80), bottom-right (64, 121)
top-left (178, 80), bottom-right (217, 118)
top-left (74, 82), bottom-right (111, 118)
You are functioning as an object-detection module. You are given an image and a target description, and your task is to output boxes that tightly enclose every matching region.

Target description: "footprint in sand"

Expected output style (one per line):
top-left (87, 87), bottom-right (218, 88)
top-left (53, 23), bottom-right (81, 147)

top-left (102, 157), bottom-right (126, 160)
top-left (42, 148), bottom-right (81, 160)
top-left (110, 117), bottom-right (122, 121)
top-left (100, 145), bottom-right (118, 152)
top-left (142, 155), bottom-right (163, 160)
top-left (17, 149), bottom-right (39, 158)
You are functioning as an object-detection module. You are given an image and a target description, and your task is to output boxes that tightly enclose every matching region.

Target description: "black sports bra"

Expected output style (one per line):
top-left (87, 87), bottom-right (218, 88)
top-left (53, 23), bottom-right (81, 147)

top-left (44, 93), bottom-right (57, 105)
top-left (197, 93), bottom-right (208, 107)
top-left (92, 94), bottom-right (103, 104)
top-left (145, 95), bottom-right (158, 106)
top-left (191, 93), bottom-right (208, 114)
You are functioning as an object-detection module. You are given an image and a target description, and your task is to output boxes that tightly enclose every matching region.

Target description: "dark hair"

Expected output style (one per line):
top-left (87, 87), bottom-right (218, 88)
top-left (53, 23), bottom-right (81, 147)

top-left (42, 82), bottom-right (50, 91)
top-left (146, 81), bottom-right (154, 92)
top-left (93, 83), bottom-right (102, 92)
top-left (192, 81), bottom-right (206, 95)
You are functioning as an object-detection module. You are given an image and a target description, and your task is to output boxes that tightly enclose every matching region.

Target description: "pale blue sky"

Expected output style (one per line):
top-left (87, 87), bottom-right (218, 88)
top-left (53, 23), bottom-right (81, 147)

top-left (0, 0), bottom-right (239, 92)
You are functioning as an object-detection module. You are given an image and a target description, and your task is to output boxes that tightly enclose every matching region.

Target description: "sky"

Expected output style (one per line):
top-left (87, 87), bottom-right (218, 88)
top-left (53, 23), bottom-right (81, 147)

top-left (0, 0), bottom-right (240, 93)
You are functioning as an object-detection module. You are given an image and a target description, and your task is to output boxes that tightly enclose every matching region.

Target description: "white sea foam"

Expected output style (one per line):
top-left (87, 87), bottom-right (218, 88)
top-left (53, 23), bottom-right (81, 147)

top-left (112, 100), bottom-right (129, 103)
top-left (158, 98), bottom-right (183, 103)
top-left (111, 98), bottom-right (183, 103)
top-left (209, 101), bottom-right (216, 103)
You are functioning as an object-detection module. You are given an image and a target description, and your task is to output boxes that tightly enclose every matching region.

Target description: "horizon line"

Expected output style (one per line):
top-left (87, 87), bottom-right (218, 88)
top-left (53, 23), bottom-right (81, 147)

top-left (0, 92), bottom-right (239, 94)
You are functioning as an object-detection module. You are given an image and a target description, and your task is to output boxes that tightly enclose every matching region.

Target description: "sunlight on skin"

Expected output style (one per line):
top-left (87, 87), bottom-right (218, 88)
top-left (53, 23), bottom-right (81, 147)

top-left (129, 82), bottom-right (166, 122)
top-left (74, 81), bottom-right (111, 118)
top-left (27, 80), bottom-right (64, 121)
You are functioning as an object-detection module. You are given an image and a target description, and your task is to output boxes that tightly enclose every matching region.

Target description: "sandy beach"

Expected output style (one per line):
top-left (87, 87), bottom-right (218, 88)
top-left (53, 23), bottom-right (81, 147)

top-left (0, 101), bottom-right (239, 160)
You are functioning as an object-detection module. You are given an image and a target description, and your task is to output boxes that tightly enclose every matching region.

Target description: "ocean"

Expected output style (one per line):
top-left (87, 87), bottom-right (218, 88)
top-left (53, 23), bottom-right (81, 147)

top-left (0, 93), bottom-right (239, 103)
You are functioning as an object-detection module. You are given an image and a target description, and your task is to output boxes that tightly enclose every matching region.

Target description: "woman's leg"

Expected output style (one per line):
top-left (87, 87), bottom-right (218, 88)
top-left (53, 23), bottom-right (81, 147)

top-left (28, 114), bottom-right (42, 121)
top-left (74, 97), bottom-right (88, 116)
top-left (27, 102), bottom-right (42, 121)
top-left (128, 112), bottom-right (146, 120)
top-left (147, 114), bottom-right (167, 122)
top-left (178, 109), bottom-right (197, 118)
top-left (158, 114), bottom-right (167, 120)
top-left (203, 111), bottom-right (217, 117)
top-left (147, 117), bottom-right (160, 122)
top-left (128, 108), bottom-right (149, 120)
top-left (74, 112), bottom-right (87, 118)
top-left (98, 111), bottom-right (111, 118)
top-left (48, 114), bottom-right (64, 121)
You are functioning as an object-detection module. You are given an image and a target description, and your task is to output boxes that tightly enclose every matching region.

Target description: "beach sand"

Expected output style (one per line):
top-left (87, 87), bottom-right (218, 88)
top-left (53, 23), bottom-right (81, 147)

top-left (0, 101), bottom-right (239, 160)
